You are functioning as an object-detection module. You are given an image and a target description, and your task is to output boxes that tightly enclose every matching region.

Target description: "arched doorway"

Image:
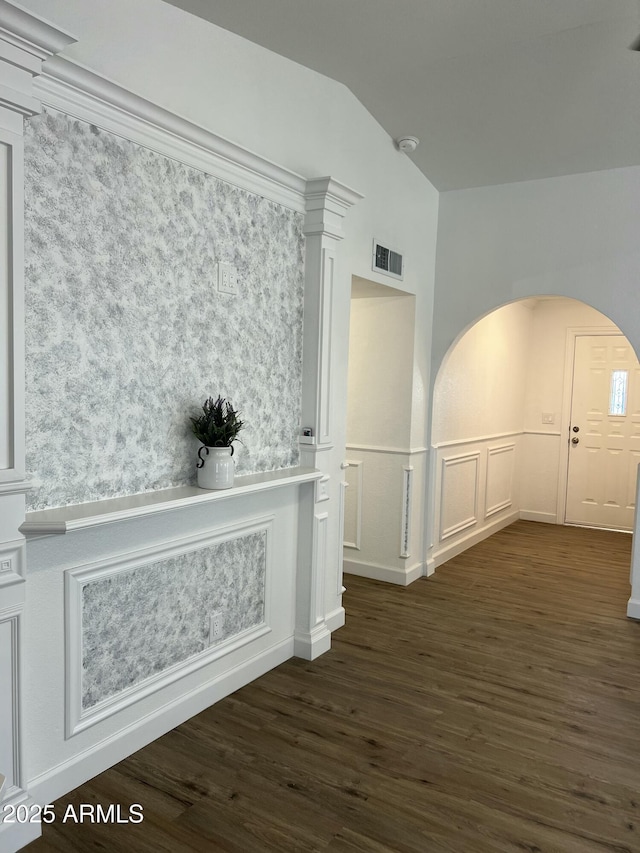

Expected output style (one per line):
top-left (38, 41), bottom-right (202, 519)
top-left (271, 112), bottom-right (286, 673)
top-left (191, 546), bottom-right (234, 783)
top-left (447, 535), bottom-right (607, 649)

top-left (427, 296), bottom-right (640, 616)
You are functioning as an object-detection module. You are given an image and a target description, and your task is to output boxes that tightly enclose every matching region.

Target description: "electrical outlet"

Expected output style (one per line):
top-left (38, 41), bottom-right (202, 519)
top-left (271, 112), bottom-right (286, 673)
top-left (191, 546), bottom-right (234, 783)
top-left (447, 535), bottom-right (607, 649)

top-left (209, 612), bottom-right (224, 643)
top-left (217, 262), bottom-right (238, 295)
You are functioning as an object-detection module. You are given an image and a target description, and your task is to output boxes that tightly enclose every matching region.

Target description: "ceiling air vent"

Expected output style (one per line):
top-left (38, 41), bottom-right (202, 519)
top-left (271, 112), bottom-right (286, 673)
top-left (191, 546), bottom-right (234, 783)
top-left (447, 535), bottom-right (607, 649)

top-left (372, 239), bottom-right (403, 281)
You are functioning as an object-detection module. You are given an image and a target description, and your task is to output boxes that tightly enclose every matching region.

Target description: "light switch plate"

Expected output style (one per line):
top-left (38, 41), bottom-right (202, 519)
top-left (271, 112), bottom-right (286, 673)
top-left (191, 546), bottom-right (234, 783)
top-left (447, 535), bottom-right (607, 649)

top-left (542, 413), bottom-right (555, 424)
top-left (217, 262), bottom-right (238, 295)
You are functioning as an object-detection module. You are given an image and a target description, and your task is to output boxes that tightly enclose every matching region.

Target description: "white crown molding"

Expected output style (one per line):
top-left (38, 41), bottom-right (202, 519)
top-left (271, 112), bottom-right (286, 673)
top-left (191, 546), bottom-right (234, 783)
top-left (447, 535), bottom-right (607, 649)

top-left (33, 56), bottom-right (309, 213)
top-left (0, 0), bottom-right (76, 63)
top-left (304, 176), bottom-right (364, 239)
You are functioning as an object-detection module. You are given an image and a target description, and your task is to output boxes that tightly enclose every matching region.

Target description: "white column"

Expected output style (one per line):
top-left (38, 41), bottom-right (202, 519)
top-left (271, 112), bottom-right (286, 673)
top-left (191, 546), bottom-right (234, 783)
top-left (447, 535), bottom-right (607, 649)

top-left (295, 177), bottom-right (362, 659)
top-left (0, 4), bottom-right (75, 850)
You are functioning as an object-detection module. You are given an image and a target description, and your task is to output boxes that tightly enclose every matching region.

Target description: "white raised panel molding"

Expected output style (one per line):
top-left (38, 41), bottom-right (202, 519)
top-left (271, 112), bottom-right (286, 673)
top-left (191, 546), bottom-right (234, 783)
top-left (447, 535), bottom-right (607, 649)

top-left (337, 467), bottom-right (348, 597)
top-left (439, 452), bottom-right (480, 541)
top-left (485, 443), bottom-right (516, 519)
top-left (0, 608), bottom-right (21, 799)
top-left (400, 465), bottom-right (414, 558)
top-left (64, 516), bottom-right (273, 738)
top-left (343, 460), bottom-right (363, 550)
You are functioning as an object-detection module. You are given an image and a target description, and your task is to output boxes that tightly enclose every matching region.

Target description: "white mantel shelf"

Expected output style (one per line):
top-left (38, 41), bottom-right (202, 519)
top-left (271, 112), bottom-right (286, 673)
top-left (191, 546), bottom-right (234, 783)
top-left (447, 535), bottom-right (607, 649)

top-left (20, 467), bottom-right (321, 535)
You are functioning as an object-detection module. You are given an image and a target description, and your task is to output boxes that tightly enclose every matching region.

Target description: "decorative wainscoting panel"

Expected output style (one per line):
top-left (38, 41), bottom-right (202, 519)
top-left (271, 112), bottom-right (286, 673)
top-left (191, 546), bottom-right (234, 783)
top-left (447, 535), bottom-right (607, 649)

top-left (343, 460), bottom-right (363, 550)
top-left (440, 452), bottom-right (480, 540)
top-left (342, 447), bottom-right (426, 585)
top-left (23, 108), bottom-right (305, 511)
top-left (485, 443), bottom-right (516, 519)
top-left (0, 609), bottom-right (21, 799)
top-left (429, 434), bottom-right (522, 571)
top-left (65, 518), bottom-right (272, 736)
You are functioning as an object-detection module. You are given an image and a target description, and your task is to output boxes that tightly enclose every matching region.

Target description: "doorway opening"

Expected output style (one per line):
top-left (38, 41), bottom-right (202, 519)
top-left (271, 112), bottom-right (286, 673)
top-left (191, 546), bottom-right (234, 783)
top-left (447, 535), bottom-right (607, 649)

top-left (427, 296), bottom-right (638, 574)
top-left (343, 275), bottom-right (420, 585)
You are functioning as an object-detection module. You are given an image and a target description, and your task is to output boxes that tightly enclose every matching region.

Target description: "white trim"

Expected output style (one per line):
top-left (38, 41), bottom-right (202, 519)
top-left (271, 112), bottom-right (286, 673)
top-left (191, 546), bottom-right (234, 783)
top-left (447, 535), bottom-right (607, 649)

top-left (315, 473), bottom-right (330, 504)
top-left (318, 248), bottom-right (335, 444)
top-left (523, 430), bottom-right (562, 437)
top-left (0, 800), bottom-right (41, 853)
top-left (0, 127), bottom-right (26, 484)
top-left (342, 460), bottom-right (363, 550)
top-left (400, 465), bottom-right (413, 558)
top-left (346, 443), bottom-right (427, 455)
top-left (520, 510), bottom-right (557, 524)
top-left (21, 467), bottom-right (321, 535)
top-left (65, 516), bottom-right (273, 737)
top-left (0, 539), bottom-right (24, 588)
top-left (439, 451), bottom-right (480, 541)
top-left (337, 475), bottom-right (348, 594)
top-left (293, 624), bottom-right (332, 660)
top-left (485, 443), bottom-right (515, 519)
top-left (626, 598), bottom-right (640, 620)
top-left (432, 430), bottom-right (521, 450)
top-left (326, 605), bottom-right (346, 633)
top-left (294, 511), bottom-right (330, 661)
top-left (0, 1), bottom-right (76, 62)
top-left (34, 56), bottom-right (308, 213)
top-left (0, 606), bottom-right (22, 795)
top-left (343, 558), bottom-right (424, 587)
top-left (28, 637), bottom-right (294, 809)
top-left (428, 509), bottom-right (520, 572)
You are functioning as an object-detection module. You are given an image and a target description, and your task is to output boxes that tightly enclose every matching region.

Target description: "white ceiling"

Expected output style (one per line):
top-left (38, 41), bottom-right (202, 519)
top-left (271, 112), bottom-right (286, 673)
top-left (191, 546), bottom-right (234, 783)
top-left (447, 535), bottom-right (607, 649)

top-left (164, 0), bottom-right (640, 190)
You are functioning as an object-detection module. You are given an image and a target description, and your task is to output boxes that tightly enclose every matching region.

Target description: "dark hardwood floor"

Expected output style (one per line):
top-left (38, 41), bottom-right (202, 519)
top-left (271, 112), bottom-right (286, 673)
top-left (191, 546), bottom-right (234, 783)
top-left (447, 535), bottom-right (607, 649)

top-left (25, 521), bottom-right (640, 852)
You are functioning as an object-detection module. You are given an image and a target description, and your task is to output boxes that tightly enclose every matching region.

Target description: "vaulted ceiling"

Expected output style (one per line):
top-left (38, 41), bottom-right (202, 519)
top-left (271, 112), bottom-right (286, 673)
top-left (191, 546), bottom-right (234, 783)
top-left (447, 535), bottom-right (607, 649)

top-left (165, 0), bottom-right (640, 190)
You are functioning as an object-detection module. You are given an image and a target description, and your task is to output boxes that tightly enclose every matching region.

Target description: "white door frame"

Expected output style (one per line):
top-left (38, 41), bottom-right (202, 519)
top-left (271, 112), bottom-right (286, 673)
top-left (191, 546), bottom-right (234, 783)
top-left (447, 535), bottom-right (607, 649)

top-left (556, 324), bottom-right (622, 526)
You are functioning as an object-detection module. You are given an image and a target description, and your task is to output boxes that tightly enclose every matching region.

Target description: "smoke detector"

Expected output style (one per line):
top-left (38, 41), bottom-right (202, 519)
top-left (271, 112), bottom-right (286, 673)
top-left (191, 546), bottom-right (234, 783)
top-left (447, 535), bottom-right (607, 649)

top-left (396, 135), bottom-right (419, 153)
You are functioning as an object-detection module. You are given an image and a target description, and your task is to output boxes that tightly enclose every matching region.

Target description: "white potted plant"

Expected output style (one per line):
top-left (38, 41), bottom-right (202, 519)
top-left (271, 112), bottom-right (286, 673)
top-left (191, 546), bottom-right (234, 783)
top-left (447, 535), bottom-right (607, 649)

top-left (190, 395), bottom-right (244, 489)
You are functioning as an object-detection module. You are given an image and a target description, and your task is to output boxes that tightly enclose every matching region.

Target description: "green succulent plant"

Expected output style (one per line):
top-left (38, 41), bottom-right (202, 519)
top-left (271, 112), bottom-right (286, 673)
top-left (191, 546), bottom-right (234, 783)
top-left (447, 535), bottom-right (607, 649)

top-left (190, 396), bottom-right (244, 448)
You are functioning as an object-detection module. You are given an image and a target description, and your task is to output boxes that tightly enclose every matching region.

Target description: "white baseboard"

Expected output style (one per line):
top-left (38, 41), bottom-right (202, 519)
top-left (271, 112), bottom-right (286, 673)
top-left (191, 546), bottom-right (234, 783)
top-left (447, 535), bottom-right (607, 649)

top-left (519, 510), bottom-right (558, 524)
top-left (0, 797), bottom-right (42, 853)
top-left (627, 598), bottom-right (640, 620)
top-left (427, 510), bottom-right (520, 572)
top-left (325, 606), bottom-right (346, 633)
top-left (294, 625), bottom-right (332, 660)
top-left (28, 638), bottom-right (294, 808)
top-left (343, 559), bottom-right (424, 587)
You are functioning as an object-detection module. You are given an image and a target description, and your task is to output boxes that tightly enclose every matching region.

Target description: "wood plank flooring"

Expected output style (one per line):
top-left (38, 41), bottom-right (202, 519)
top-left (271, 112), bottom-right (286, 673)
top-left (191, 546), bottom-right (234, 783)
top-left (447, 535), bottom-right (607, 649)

top-left (25, 521), bottom-right (640, 853)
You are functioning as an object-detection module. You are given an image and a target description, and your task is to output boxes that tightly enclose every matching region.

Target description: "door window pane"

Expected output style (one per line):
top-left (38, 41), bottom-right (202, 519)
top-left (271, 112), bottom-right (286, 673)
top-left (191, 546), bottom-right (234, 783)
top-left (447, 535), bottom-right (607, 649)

top-left (609, 369), bottom-right (628, 416)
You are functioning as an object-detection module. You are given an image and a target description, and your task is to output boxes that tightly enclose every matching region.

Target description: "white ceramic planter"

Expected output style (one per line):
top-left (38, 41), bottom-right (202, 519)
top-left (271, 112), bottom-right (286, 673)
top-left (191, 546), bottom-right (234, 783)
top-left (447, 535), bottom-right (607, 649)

top-left (196, 445), bottom-right (235, 490)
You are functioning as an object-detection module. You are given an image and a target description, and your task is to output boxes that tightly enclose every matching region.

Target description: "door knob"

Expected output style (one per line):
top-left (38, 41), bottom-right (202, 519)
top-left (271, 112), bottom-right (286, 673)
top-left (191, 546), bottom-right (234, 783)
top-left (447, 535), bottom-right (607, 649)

top-left (572, 426), bottom-right (579, 433)
top-left (571, 437), bottom-right (579, 445)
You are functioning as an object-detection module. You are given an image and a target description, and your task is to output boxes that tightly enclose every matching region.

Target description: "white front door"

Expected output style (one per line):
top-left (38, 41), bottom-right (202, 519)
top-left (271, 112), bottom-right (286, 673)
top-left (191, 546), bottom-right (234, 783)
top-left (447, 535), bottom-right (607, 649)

top-left (565, 334), bottom-right (640, 531)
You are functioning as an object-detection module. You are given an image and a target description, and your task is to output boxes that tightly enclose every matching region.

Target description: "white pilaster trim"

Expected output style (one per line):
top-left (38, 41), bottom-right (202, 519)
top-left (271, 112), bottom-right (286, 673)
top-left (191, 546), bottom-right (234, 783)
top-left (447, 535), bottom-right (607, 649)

top-left (34, 56), bottom-right (308, 212)
top-left (343, 459), bottom-right (363, 551)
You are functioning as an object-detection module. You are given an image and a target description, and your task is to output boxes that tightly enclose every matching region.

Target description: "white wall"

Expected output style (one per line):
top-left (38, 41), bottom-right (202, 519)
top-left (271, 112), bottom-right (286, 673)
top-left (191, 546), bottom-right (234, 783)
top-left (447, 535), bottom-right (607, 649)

top-left (432, 301), bottom-right (533, 444)
top-left (429, 301), bottom-right (532, 568)
top-left (347, 285), bottom-right (415, 449)
top-left (433, 166), bottom-right (640, 383)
